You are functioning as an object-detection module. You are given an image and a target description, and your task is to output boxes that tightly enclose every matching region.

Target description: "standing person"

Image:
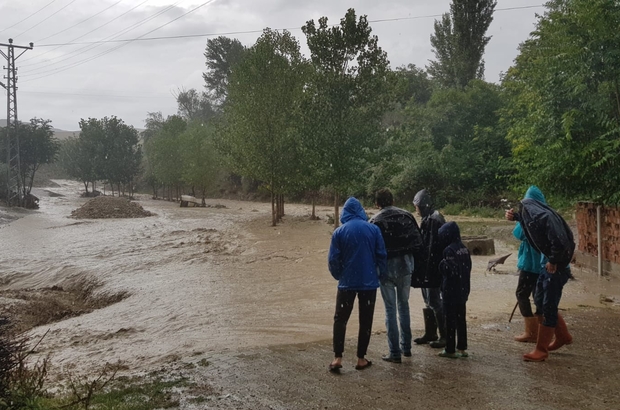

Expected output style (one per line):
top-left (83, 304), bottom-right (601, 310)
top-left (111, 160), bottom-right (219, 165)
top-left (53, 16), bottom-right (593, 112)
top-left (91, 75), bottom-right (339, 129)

top-left (437, 221), bottom-right (471, 358)
top-left (370, 188), bottom-right (424, 363)
top-left (506, 195), bottom-right (575, 362)
top-left (411, 189), bottom-right (447, 349)
top-left (328, 197), bottom-right (387, 372)
top-left (509, 186), bottom-right (546, 343)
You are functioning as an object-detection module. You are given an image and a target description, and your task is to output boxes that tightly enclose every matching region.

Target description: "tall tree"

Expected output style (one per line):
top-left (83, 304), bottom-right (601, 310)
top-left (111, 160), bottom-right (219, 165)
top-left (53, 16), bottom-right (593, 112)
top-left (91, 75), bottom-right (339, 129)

top-left (147, 115), bottom-right (187, 199)
top-left (203, 36), bottom-right (247, 105)
top-left (58, 137), bottom-right (95, 193)
top-left (0, 118), bottom-right (59, 200)
top-left (174, 88), bottom-right (216, 122)
top-left (221, 29), bottom-right (307, 226)
top-left (503, 0), bottom-right (620, 204)
top-left (77, 117), bottom-right (142, 196)
top-left (302, 8), bottom-right (391, 226)
top-left (428, 0), bottom-right (497, 88)
top-left (178, 121), bottom-right (220, 203)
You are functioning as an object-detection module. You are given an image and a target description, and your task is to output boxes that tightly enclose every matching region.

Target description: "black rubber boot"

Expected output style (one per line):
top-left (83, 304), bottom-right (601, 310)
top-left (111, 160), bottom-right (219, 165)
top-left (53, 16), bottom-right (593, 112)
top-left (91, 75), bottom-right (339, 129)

top-left (414, 308), bottom-right (438, 345)
top-left (429, 310), bottom-right (446, 349)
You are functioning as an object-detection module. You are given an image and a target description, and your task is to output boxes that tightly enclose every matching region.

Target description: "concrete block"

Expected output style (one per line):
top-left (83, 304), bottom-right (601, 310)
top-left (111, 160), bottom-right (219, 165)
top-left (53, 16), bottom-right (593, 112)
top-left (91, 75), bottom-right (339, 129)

top-left (461, 236), bottom-right (495, 256)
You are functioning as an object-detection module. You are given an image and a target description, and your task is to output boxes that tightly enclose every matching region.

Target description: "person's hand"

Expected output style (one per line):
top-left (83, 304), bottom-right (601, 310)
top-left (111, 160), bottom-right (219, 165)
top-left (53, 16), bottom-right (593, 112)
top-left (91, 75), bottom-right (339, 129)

top-left (505, 208), bottom-right (515, 221)
top-left (546, 262), bottom-right (557, 274)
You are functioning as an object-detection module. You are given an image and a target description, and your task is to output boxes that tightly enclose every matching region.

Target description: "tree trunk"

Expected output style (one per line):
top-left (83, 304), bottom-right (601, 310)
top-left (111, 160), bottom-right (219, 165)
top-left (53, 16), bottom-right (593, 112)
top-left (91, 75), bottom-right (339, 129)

top-left (311, 195), bottom-right (316, 220)
top-left (280, 195), bottom-right (284, 218)
top-left (271, 191), bottom-right (276, 226)
top-left (334, 192), bottom-right (340, 228)
top-left (83, 181), bottom-right (89, 194)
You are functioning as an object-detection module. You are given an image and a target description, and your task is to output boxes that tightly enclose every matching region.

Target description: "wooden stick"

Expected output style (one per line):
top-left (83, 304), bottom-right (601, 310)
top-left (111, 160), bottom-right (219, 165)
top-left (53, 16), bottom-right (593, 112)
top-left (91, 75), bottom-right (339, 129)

top-left (509, 301), bottom-right (519, 323)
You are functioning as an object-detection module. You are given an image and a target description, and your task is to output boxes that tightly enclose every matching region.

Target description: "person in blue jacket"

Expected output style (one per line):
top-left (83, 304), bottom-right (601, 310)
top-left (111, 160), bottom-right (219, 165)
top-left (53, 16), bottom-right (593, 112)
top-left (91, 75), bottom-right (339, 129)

top-left (328, 197), bottom-right (387, 372)
top-left (510, 186), bottom-right (545, 343)
top-left (436, 221), bottom-right (471, 358)
top-left (506, 192), bottom-right (575, 362)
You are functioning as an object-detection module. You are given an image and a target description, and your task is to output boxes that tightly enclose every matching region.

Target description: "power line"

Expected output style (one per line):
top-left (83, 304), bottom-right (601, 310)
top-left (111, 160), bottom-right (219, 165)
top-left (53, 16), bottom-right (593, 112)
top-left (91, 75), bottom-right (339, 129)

top-left (0, 0), bottom-right (59, 34)
top-left (21, 0), bottom-right (217, 81)
top-left (35, 0), bottom-right (124, 43)
top-left (19, 0), bottom-right (150, 67)
top-left (16, 0), bottom-right (80, 38)
top-left (21, 90), bottom-right (169, 99)
top-left (34, 4), bottom-right (546, 48)
top-left (20, 2), bottom-right (545, 82)
top-left (21, 0), bottom-right (184, 71)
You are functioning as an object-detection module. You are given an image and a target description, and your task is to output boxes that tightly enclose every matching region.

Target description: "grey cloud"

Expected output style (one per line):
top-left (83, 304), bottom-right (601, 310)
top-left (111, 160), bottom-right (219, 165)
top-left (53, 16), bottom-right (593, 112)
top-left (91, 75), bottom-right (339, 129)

top-left (1, 0), bottom-right (542, 130)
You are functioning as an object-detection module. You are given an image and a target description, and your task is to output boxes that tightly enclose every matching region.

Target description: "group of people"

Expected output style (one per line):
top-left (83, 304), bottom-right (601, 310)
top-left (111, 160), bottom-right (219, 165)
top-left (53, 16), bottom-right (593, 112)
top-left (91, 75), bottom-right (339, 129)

top-left (327, 186), bottom-right (575, 372)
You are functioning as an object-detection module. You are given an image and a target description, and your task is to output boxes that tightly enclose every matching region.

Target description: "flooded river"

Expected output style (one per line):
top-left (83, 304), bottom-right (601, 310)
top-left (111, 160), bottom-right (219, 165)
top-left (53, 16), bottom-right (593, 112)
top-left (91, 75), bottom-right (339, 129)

top-left (1, 180), bottom-right (619, 377)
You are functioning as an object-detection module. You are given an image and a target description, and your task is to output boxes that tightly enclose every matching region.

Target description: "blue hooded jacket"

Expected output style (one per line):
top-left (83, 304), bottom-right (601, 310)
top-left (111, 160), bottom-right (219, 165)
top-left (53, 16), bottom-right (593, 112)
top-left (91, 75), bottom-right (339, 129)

top-left (513, 186), bottom-right (545, 274)
top-left (438, 222), bottom-right (471, 305)
top-left (328, 197), bottom-right (388, 291)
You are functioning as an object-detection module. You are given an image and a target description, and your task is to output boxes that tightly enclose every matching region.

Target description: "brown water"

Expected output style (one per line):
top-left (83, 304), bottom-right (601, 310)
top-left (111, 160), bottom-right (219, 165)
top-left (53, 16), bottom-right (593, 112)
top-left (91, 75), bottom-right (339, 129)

top-left (1, 180), bottom-right (619, 377)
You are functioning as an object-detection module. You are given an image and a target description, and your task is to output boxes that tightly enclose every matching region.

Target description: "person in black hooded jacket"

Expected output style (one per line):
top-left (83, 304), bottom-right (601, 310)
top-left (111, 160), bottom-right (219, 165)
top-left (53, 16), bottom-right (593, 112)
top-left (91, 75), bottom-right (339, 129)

top-left (412, 189), bottom-right (446, 349)
top-left (506, 197), bottom-right (575, 362)
top-left (370, 188), bottom-right (424, 363)
top-left (437, 221), bottom-right (471, 358)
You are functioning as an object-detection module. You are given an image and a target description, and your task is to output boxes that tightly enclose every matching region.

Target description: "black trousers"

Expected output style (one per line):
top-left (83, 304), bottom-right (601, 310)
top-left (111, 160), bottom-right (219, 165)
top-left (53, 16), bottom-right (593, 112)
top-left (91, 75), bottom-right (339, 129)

top-left (333, 289), bottom-right (377, 358)
top-left (444, 303), bottom-right (467, 354)
top-left (516, 270), bottom-right (539, 317)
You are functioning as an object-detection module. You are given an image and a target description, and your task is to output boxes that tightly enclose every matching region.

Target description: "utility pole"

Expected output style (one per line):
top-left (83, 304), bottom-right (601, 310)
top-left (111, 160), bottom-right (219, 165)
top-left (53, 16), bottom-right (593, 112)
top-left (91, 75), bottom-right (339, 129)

top-left (1, 38), bottom-right (33, 207)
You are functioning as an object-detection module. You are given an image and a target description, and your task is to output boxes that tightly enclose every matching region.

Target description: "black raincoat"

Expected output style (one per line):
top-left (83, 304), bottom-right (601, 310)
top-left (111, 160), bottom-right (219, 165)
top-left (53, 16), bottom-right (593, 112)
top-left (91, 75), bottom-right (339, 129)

top-left (370, 206), bottom-right (424, 259)
top-left (438, 222), bottom-right (471, 305)
top-left (517, 198), bottom-right (575, 268)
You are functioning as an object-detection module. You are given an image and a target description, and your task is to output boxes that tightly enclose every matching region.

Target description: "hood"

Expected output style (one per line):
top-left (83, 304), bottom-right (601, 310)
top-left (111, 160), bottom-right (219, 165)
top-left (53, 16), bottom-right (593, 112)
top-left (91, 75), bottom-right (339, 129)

top-left (524, 185), bottom-right (546, 204)
top-left (438, 221), bottom-right (461, 245)
top-left (340, 197), bottom-right (367, 224)
top-left (413, 189), bottom-right (434, 218)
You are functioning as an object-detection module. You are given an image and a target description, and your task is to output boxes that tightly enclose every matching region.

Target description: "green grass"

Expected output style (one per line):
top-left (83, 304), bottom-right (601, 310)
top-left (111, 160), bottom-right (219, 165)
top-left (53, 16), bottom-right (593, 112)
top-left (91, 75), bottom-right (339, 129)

top-left (42, 376), bottom-right (191, 410)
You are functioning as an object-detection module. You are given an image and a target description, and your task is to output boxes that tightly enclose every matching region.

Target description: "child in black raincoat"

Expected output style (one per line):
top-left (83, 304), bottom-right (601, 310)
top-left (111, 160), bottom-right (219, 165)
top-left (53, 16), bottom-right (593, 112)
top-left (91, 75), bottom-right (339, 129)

top-left (437, 221), bottom-right (471, 358)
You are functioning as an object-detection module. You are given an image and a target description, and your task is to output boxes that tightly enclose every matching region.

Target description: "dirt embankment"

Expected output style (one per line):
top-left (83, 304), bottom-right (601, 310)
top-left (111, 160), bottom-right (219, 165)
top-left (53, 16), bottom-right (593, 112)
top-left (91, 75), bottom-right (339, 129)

top-left (71, 196), bottom-right (154, 219)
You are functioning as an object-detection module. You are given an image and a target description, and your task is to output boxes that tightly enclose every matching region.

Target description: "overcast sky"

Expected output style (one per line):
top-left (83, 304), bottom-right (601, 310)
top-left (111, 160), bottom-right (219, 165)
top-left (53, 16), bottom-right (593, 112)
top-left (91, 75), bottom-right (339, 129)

top-left (0, 0), bottom-right (545, 131)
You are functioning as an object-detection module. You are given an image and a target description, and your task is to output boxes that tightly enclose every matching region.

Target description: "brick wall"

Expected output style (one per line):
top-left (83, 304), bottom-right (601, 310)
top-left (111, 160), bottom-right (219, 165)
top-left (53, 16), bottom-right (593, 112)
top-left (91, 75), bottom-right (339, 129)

top-left (576, 202), bottom-right (620, 264)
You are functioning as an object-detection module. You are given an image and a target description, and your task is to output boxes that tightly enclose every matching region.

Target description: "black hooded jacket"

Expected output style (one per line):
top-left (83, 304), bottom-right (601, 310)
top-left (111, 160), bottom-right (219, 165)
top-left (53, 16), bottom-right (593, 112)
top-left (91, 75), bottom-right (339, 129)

top-left (516, 198), bottom-right (575, 268)
top-left (370, 206), bottom-right (424, 259)
top-left (412, 190), bottom-right (445, 288)
top-left (438, 222), bottom-right (471, 305)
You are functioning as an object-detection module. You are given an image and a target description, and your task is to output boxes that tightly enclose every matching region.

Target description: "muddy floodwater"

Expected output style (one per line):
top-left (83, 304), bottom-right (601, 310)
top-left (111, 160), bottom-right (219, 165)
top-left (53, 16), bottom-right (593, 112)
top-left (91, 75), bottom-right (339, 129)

top-left (2, 180), bottom-right (620, 409)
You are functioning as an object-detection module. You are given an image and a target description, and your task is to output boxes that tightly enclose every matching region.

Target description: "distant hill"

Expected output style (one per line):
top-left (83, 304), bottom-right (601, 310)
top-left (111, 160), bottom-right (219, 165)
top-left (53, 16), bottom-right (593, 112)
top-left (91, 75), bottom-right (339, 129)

top-left (0, 119), bottom-right (78, 141)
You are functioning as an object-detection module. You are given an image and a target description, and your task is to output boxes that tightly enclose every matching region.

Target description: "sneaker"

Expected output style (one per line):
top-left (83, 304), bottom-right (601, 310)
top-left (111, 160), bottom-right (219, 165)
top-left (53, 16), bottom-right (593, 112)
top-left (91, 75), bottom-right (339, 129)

top-left (438, 350), bottom-right (459, 359)
top-left (381, 355), bottom-right (402, 363)
top-left (457, 350), bottom-right (469, 358)
top-left (403, 350), bottom-right (412, 357)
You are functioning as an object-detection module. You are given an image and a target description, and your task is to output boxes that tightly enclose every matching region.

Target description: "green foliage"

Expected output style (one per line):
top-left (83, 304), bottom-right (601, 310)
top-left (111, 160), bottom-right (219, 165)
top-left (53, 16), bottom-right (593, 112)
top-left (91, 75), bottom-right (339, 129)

top-left (175, 88), bottom-right (216, 122)
top-left (78, 117), bottom-right (142, 192)
top-left (146, 115), bottom-right (186, 190)
top-left (203, 36), bottom-right (247, 105)
top-left (428, 0), bottom-right (497, 88)
top-left (503, 0), bottom-right (620, 204)
top-left (178, 120), bottom-right (220, 198)
top-left (220, 29), bottom-right (307, 201)
top-left (383, 79), bottom-right (511, 205)
top-left (301, 8), bottom-right (391, 195)
top-left (0, 118), bottom-right (59, 198)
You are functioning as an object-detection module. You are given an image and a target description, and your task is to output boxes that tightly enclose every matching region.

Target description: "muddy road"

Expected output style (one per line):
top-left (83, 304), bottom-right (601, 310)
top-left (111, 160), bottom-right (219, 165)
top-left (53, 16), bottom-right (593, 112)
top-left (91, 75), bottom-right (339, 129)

top-left (1, 180), bottom-right (620, 408)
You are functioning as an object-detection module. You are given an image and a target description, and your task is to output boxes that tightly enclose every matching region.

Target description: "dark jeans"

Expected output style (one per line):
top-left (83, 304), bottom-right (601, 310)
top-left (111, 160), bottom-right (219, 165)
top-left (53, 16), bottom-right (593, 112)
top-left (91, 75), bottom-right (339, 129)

top-left (533, 266), bottom-right (570, 327)
top-left (516, 270), bottom-right (539, 317)
top-left (333, 289), bottom-right (377, 358)
top-left (444, 303), bottom-right (467, 354)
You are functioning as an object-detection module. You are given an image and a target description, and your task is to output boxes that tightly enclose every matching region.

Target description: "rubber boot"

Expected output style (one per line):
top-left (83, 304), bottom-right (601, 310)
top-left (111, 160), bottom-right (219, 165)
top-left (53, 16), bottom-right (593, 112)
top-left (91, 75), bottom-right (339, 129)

top-left (523, 325), bottom-right (554, 362)
top-left (514, 316), bottom-right (538, 343)
top-left (548, 314), bottom-right (573, 351)
top-left (413, 308), bottom-right (438, 344)
top-left (429, 311), bottom-right (446, 349)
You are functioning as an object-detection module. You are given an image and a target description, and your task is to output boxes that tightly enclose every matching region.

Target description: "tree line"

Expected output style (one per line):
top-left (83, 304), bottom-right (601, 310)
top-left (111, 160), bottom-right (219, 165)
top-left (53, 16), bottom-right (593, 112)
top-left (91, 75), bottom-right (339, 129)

top-left (6, 0), bottom-right (618, 220)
